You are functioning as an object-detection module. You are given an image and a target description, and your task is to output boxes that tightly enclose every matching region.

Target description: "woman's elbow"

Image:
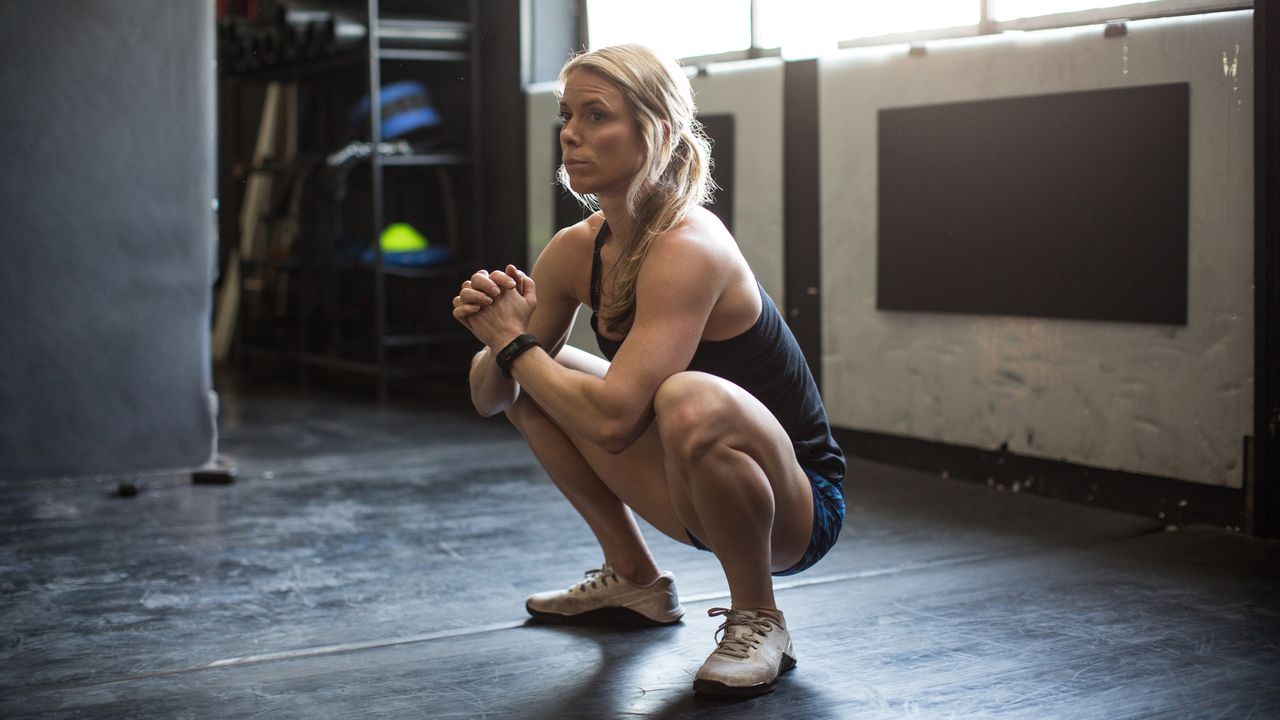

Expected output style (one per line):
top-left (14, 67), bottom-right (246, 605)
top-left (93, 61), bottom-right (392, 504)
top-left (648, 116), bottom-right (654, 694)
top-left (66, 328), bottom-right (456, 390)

top-left (471, 387), bottom-right (515, 418)
top-left (599, 434), bottom-right (631, 455)
top-left (595, 418), bottom-right (645, 455)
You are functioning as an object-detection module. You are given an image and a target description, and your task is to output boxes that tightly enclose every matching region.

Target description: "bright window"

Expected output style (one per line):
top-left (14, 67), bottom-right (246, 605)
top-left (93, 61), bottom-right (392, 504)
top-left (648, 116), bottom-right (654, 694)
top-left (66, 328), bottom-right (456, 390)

top-left (755, 0), bottom-right (980, 49)
top-left (584, 1), bottom-right (1246, 61)
top-left (585, 0), bottom-right (752, 60)
top-left (992, 0), bottom-right (1163, 21)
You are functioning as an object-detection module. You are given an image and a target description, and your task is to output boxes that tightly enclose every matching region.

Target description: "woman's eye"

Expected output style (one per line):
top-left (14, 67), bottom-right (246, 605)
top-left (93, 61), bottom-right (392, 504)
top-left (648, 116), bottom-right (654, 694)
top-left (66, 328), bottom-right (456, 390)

top-left (556, 111), bottom-right (570, 124)
top-left (590, 110), bottom-right (605, 122)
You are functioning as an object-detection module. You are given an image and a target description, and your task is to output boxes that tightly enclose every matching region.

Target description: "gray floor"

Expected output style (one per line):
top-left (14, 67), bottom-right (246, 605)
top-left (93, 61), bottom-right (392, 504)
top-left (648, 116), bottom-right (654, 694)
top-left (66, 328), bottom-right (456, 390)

top-left (2, 385), bottom-right (1277, 719)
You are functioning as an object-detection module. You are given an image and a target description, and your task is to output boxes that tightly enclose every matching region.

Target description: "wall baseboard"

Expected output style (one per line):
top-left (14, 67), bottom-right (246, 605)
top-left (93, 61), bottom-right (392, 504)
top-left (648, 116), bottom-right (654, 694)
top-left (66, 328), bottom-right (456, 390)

top-left (833, 427), bottom-right (1246, 530)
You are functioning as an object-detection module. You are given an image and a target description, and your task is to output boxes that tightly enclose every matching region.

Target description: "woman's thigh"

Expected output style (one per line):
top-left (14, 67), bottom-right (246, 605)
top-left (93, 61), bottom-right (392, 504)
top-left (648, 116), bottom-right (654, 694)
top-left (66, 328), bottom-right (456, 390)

top-left (531, 349), bottom-right (812, 567)
top-left (653, 372), bottom-right (815, 573)
top-left (535, 346), bottom-right (692, 544)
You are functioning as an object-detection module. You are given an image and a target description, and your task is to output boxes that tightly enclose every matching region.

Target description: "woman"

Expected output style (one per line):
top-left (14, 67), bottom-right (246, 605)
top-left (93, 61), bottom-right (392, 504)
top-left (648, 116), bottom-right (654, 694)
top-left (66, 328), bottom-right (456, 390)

top-left (451, 44), bottom-right (845, 697)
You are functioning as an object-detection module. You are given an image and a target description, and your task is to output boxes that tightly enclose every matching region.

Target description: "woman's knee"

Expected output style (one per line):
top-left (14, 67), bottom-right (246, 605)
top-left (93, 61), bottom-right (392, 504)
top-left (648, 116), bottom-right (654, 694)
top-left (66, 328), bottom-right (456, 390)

top-left (654, 372), bottom-right (736, 463)
top-left (504, 392), bottom-right (548, 435)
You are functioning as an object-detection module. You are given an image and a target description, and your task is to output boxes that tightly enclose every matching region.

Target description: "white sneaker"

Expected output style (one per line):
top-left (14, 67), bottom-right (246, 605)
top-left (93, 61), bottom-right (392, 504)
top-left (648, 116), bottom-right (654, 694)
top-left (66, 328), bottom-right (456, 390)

top-left (693, 607), bottom-right (797, 697)
top-left (525, 564), bottom-right (685, 626)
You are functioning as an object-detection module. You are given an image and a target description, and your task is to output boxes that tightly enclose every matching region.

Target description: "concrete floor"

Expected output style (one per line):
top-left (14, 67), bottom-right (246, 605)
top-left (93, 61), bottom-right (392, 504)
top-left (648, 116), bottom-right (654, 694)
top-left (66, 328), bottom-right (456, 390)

top-left (2, 384), bottom-right (1277, 718)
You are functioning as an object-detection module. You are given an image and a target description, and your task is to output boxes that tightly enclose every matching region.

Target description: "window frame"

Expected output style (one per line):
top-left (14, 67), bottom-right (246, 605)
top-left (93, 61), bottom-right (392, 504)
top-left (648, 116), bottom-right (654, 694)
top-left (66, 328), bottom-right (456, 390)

top-left (582, 0), bottom-right (1253, 66)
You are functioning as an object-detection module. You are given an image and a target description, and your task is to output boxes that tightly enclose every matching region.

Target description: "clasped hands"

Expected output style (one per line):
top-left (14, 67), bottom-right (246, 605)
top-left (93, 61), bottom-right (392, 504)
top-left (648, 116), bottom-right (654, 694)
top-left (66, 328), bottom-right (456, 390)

top-left (452, 264), bottom-right (537, 351)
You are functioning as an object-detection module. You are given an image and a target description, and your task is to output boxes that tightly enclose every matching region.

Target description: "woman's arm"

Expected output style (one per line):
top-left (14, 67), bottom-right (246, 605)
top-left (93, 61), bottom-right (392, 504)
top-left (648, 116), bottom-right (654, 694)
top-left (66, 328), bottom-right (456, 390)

top-left (463, 230), bottom-right (582, 417)
top-left (476, 226), bottom-right (728, 452)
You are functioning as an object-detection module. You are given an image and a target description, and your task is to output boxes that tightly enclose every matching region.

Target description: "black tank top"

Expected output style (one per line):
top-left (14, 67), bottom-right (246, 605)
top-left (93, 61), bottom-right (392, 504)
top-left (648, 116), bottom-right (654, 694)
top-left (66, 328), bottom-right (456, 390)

top-left (588, 222), bottom-right (845, 483)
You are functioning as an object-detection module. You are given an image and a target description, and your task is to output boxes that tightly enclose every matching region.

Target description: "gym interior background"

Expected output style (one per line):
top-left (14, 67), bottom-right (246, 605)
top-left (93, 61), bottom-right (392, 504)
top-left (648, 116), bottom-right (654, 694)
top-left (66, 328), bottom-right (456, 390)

top-left (1, 0), bottom-right (1277, 717)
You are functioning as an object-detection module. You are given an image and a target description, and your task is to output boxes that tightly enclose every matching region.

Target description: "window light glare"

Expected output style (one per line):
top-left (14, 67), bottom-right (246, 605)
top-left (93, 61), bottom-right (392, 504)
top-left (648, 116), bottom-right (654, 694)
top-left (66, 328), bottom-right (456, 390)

top-left (992, 0), bottom-right (1162, 22)
top-left (586, 0), bottom-right (750, 60)
top-left (757, 0), bottom-right (980, 48)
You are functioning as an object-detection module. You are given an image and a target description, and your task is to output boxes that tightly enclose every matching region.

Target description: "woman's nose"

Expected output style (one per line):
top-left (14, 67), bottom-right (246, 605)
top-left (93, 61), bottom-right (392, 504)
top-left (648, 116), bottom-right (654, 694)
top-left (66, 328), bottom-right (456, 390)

top-left (560, 122), bottom-right (580, 146)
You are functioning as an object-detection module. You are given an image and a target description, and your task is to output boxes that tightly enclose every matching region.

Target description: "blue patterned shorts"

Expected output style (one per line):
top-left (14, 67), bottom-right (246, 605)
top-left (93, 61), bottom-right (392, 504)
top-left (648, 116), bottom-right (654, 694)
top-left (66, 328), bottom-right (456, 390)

top-left (685, 466), bottom-right (846, 576)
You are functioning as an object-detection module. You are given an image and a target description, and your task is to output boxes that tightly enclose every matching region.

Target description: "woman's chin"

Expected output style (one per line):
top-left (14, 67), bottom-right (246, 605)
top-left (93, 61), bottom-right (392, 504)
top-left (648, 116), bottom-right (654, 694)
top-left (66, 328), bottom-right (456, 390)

top-left (566, 179), bottom-right (597, 196)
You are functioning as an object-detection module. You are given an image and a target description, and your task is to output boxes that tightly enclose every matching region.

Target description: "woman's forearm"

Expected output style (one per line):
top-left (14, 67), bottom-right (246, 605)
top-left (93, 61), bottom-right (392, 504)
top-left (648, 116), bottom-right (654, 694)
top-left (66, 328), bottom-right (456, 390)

top-left (509, 348), bottom-right (650, 454)
top-left (468, 347), bottom-right (519, 417)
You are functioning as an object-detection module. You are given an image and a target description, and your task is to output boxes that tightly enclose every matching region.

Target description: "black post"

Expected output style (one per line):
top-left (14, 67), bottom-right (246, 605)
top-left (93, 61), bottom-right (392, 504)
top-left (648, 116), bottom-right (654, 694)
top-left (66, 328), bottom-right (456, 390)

top-left (1254, 1), bottom-right (1280, 538)
top-left (478, 0), bottom-right (528, 272)
top-left (783, 58), bottom-right (823, 390)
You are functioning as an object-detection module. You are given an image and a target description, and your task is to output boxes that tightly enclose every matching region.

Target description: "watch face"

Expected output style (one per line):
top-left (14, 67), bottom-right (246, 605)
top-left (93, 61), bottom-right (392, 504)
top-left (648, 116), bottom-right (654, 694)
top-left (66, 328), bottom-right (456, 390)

top-left (499, 334), bottom-right (537, 378)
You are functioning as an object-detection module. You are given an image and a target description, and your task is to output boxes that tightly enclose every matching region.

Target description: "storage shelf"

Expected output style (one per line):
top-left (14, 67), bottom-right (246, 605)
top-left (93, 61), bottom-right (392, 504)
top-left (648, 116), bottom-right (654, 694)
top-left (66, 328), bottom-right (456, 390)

top-left (240, 256), bottom-right (301, 269)
top-left (377, 19), bottom-right (470, 46)
top-left (240, 344), bottom-right (298, 362)
top-left (377, 152), bottom-right (470, 167)
top-left (378, 48), bottom-right (467, 62)
top-left (382, 331), bottom-right (469, 347)
top-left (229, 0), bottom-right (483, 403)
top-left (336, 260), bottom-right (466, 279)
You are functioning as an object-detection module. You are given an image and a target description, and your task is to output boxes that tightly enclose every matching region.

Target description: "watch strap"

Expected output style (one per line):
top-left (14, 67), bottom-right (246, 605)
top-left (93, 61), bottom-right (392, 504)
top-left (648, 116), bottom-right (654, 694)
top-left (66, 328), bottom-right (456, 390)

top-left (496, 333), bottom-right (541, 379)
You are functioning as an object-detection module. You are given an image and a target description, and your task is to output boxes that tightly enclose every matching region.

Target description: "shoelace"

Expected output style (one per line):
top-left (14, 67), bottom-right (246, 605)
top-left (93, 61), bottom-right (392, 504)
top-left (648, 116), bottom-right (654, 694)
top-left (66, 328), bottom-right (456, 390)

top-left (569, 565), bottom-right (617, 594)
top-left (707, 607), bottom-right (776, 660)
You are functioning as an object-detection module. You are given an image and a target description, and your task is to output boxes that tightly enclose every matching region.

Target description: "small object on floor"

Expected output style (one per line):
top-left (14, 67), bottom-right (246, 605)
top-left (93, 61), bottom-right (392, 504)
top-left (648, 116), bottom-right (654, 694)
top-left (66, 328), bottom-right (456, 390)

top-left (192, 456), bottom-right (239, 485)
top-left (525, 564), bottom-right (685, 627)
top-left (693, 607), bottom-right (797, 697)
top-left (115, 480), bottom-right (140, 498)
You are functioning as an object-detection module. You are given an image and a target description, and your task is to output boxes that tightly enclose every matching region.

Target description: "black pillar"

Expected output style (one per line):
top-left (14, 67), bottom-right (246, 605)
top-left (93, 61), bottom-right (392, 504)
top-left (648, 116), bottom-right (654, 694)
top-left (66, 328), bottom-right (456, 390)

top-left (783, 58), bottom-right (823, 390)
top-left (478, 0), bottom-right (528, 270)
top-left (1254, 1), bottom-right (1280, 538)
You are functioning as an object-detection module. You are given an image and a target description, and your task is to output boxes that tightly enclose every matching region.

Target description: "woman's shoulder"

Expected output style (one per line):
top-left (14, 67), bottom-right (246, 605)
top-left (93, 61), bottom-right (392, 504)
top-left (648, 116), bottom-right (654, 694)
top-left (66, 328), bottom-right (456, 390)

top-left (649, 207), bottom-right (737, 264)
top-left (533, 212), bottom-right (604, 296)
top-left (550, 212), bottom-right (606, 253)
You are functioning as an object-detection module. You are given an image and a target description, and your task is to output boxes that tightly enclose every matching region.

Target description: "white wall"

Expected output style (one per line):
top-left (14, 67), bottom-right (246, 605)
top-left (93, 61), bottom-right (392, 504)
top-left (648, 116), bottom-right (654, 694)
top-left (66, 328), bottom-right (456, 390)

top-left (525, 59), bottom-right (786, 357)
top-left (521, 12), bottom-right (1253, 489)
top-left (820, 11), bottom-right (1254, 487)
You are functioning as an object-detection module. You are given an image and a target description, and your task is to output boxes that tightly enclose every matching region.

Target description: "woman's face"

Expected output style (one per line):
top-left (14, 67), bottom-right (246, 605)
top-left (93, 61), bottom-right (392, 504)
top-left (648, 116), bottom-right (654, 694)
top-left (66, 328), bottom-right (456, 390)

top-left (559, 69), bottom-right (647, 199)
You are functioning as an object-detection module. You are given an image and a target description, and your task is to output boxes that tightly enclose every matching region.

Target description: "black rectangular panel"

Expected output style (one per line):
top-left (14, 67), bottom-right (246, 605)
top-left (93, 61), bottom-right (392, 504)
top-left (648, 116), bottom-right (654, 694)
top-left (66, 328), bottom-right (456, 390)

top-left (701, 113), bottom-right (735, 235)
top-left (877, 83), bottom-right (1189, 324)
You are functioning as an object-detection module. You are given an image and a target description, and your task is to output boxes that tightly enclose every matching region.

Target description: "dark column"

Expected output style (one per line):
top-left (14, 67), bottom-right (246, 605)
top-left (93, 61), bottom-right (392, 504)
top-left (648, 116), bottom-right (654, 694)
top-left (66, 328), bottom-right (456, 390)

top-left (478, 0), bottom-right (529, 270)
top-left (1254, 1), bottom-right (1280, 538)
top-left (783, 58), bottom-right (823, 390)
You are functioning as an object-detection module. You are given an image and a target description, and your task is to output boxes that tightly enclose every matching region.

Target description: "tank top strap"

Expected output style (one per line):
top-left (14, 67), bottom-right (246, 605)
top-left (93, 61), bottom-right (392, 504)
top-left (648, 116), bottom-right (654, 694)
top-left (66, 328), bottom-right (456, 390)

top-left (589, 221), bottom-right (609, 312)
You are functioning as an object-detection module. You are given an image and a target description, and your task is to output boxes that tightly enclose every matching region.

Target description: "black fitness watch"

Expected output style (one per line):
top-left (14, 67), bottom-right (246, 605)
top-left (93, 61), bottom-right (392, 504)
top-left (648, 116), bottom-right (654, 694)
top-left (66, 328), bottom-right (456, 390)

top-left (496, 333), bottom-right (541, 378)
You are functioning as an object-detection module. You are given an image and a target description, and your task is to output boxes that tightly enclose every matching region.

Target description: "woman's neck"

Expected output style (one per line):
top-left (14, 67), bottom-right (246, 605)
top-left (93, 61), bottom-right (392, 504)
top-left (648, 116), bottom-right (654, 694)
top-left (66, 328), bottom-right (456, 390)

top-left (596, 193), bottom-right (635, 243)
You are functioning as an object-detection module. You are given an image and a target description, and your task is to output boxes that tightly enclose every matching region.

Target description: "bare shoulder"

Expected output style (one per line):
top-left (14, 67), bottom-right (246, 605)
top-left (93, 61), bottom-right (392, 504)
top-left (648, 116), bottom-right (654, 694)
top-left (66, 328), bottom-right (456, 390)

top-left (643, 207), bottom-right (739, 279)
top-left (533, 211), bottom-right (604, 302)
top-left (542, 212), bottom-right (605, 260)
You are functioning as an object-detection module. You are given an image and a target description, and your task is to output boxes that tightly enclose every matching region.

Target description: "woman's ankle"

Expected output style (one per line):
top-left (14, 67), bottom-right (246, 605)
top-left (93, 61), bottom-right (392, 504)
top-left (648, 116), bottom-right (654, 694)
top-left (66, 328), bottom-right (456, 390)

top-left (610, 561), bottom-right (661, 586)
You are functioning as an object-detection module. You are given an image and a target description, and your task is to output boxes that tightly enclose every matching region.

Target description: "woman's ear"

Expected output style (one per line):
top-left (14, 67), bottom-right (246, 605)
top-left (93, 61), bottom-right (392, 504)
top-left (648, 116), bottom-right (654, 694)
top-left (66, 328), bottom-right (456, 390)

top-left (661, 120), bottom-right (672, 145)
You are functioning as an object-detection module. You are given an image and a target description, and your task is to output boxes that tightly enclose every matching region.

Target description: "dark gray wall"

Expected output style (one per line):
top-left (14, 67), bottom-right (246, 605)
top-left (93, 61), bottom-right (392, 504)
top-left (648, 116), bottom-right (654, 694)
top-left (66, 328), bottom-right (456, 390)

top-left (0, 1), bottom-right (217, 479)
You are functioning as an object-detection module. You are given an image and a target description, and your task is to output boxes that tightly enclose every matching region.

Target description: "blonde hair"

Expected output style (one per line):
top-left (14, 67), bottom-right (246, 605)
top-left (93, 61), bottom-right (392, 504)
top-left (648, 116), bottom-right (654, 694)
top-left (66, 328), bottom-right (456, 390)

top-left (556, 44), bottom-right (715, 334)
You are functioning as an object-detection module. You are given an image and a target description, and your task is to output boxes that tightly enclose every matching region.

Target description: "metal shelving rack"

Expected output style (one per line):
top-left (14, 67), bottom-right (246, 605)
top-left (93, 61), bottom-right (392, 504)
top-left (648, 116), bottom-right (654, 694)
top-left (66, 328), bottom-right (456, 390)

top-left (295, 0), bottom-right (482, 402)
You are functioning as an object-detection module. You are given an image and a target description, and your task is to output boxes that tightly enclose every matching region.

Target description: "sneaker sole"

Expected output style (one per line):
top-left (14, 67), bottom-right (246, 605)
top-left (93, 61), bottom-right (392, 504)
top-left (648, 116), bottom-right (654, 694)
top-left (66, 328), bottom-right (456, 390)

top-left (525, 603), bottom-right (684, 628)
top-left (692, 652), bottom-right (797, 698)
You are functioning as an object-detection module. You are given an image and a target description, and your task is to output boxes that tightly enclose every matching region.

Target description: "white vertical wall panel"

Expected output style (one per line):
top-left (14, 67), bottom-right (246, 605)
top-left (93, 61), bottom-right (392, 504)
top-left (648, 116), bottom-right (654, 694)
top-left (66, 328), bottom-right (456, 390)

top-left (692, 59), bottom-right (786, 304)
top-left (525, 83), bottom-right (560, 262)
top-left (820, 11), bottom-right (1254, 487)
top-left (524, 59), bottom-right (786, 358)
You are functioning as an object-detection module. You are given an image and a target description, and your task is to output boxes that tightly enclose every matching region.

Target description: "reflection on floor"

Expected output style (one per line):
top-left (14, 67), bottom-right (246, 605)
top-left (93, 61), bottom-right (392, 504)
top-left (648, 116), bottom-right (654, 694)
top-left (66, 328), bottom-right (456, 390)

top-left (2, 383), bottom-right (1278, 719)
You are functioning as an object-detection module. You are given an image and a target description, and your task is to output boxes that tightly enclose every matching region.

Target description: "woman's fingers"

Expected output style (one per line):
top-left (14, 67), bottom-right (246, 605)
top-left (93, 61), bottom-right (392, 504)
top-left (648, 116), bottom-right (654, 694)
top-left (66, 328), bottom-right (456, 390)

top-left (514, 268), bottom-right (537, 305)
top-left (459, 287), bottom-right (492, 305)
top-left (462, 266), bottom-right (520, 303)
top-left (488, 269), bottom-right (517, 291)
top-left (470, 269), bottom-right (501, 297)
